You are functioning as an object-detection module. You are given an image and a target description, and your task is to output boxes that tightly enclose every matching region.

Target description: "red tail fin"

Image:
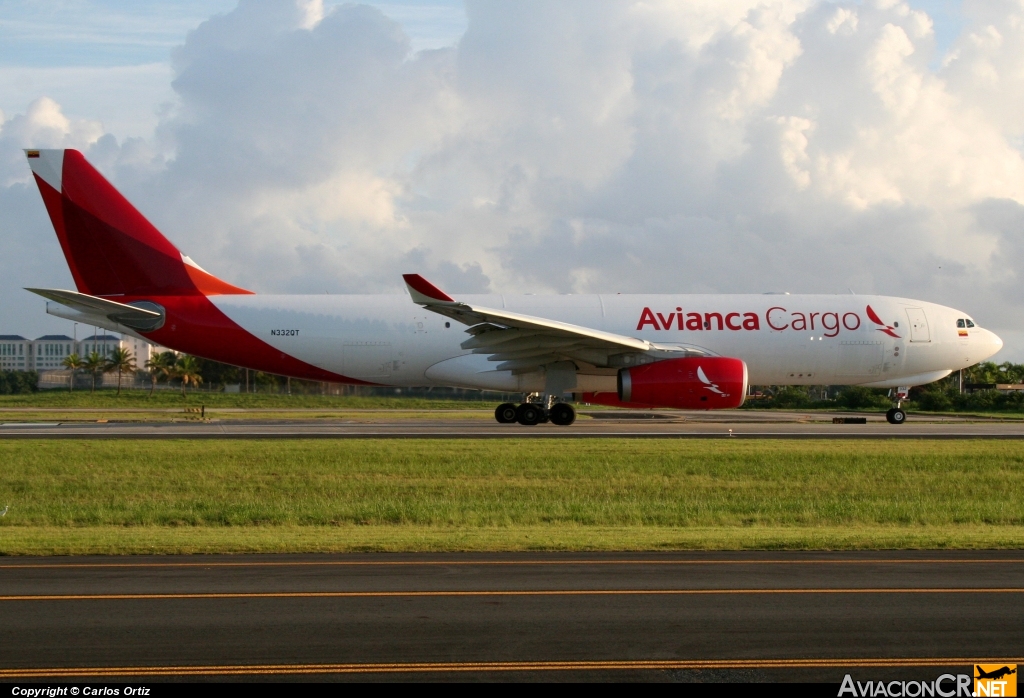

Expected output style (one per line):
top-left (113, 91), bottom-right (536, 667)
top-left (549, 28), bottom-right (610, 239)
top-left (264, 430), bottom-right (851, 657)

top-left (25, 149), bottom-right (250, 297)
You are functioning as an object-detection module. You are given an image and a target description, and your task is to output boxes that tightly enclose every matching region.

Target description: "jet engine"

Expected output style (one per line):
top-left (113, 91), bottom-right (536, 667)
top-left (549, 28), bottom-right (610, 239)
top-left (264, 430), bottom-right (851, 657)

top-left (583, 356), bottom-right (748, 409)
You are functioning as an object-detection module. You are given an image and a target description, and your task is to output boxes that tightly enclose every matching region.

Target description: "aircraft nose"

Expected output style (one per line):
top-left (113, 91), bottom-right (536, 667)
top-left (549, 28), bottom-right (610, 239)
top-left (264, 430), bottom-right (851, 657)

top-left (984, 329), bottom-right (1003, 359)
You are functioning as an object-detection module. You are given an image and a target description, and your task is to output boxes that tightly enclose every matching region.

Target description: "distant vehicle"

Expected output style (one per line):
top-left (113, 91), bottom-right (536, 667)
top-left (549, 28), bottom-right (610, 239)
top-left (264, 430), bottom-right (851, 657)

top-left (23, 149), bottom-right (1002, 425)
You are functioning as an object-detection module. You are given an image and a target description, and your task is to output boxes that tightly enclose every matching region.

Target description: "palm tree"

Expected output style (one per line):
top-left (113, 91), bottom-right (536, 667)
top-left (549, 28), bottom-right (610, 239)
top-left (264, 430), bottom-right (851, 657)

top-left (83, 351), bottom-right (105, 393)
top-left (174, 355), bottom-right (203, 396)
top-left (61, 353), bottom-right (83, 392)
top-left (999, 362), bottom-right (1024, 384)
top-left (105, 347), bottom-right (136, 396)
top-left (144, 352), bottom-right (176, 396)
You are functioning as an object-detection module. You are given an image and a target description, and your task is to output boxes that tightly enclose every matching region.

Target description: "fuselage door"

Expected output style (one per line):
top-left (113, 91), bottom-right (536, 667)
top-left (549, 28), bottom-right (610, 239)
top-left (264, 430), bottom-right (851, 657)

top-left (905, 308), bottom-right (930, 343)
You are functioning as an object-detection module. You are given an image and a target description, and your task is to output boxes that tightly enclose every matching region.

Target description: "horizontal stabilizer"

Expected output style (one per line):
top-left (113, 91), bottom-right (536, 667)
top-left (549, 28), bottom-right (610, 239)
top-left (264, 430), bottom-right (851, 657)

top-left (26, 287), bottom-right (164, 331)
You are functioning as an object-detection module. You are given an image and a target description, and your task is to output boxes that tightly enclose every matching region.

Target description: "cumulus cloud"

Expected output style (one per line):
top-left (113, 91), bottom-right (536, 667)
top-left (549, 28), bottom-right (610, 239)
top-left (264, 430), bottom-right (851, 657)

top-left (3, 0), bottom-right (1024, 359)
top-left (0, 97), bottom-right (104, 186)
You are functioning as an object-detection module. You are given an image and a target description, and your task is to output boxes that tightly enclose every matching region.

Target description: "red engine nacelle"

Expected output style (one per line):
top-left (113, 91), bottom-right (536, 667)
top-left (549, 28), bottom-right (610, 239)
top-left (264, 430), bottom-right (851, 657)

top-left (583, 356), bottom-right (748, 410)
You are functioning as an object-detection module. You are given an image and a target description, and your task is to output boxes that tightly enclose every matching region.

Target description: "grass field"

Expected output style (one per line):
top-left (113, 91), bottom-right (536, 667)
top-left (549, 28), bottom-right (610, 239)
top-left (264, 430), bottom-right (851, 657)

top-left (0, 408), bottom-right (502, 423)
top-left (5, 392), bottom-right (1024, 425)
top-left (0, 392), bottom-right (504, 410)
top-left (0, 391), bottom-right (508, 422)
top-left (0, 439), bottom-right (1022, 554)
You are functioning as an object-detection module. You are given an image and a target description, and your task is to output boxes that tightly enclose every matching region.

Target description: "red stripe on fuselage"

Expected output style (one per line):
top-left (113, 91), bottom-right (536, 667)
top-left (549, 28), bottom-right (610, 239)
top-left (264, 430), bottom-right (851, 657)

top-left (125, 293), bottom-right (372, 384)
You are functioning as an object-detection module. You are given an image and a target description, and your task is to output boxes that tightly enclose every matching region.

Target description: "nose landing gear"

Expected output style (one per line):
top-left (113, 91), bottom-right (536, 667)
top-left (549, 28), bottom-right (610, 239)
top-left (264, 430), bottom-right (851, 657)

top-left (885, 408), bottom-right (906, 424)
top-left (886, 386), bottom-right (910, 424)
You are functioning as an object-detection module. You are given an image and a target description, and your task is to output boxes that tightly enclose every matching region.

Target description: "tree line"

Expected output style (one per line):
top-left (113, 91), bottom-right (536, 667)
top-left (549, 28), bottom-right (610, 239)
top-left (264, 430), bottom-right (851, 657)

top-left (58, 349), bottom-right (203, 396)
top-left (749, 361), bottom-right (1024, 412)
top-left (0, 371), bottom-right (38, 395)
top-left (58, 351), bottom-right (307, 395)
top-left (8, 354), bottom-right (1024, 409)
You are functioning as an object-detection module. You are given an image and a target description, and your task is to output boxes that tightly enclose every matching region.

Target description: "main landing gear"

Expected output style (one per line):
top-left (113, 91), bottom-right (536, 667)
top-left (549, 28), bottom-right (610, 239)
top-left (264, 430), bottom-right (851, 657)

top-left (497, 365), bottom-right (579, 427)
top-left (494, 398), bottom-right (576, 426)
top-left (885, 386), bottom-right (910, 425)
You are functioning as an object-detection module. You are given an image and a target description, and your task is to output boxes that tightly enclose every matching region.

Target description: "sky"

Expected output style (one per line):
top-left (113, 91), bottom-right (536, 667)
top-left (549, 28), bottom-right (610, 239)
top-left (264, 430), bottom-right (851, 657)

top-left (1, 0), bottom-right (1023, 362)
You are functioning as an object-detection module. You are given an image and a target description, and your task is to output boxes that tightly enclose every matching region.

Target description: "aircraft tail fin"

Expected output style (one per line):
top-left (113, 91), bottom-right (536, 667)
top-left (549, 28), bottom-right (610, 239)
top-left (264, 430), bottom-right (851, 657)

top-left (24, 149), bottom-right (250, 297)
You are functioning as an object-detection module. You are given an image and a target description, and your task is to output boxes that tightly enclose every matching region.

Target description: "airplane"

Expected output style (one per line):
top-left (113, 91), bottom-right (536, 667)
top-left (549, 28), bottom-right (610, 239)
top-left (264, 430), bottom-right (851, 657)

top-left (21, 149), bottom-right (1003, 426)
top-left (976, 666), bottom-right (1016, 681)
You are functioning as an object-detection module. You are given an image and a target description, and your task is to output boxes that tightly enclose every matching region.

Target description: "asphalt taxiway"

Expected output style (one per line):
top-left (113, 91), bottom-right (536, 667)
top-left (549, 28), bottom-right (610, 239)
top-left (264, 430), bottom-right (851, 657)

top-left (2, 410), bottom-right (1024, 438)
top-left (0, 551), bottom-right (1021, 681)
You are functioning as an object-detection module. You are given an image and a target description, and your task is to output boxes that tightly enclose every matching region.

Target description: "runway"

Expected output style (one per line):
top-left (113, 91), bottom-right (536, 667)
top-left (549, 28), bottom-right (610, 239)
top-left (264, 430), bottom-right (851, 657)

top-left (2, 411), bottom-right (1024, 438)
top-left (0, 551), bottom-right (1021, 681)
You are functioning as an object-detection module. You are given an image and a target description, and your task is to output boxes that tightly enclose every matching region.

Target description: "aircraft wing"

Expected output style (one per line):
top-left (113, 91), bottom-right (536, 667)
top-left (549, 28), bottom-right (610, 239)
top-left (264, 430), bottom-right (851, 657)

top-left (26, 288), bottom-right (164, 331)
top-left (403, 274), bottom-right (701, 373)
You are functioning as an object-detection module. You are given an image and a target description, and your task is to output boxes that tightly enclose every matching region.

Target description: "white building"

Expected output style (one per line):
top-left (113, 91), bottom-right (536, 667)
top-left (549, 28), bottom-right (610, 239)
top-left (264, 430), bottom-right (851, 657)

top-left (78, 334), bottom-right (122, 361)
top-left (76, 334), bottom-right (171, 365)
top-left (120, 334), bottom-right (172, 366)
top-left (33, 335), bottom-right (75, 371)
top-left (0, 335), bottom-right (30, 371)
top-left (1, 330), bottom-right (172, 377)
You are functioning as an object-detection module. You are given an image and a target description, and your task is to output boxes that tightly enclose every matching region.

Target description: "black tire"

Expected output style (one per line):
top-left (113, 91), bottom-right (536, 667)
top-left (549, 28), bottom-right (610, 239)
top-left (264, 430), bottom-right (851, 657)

top-left (495, 403), bottom-right (518, 424)
top-left (549, 403), bottom-right (576, 426)
top-left (516, 403), bottom-right (542, 426)
top-left (890, 408), bottom-right (906, 425)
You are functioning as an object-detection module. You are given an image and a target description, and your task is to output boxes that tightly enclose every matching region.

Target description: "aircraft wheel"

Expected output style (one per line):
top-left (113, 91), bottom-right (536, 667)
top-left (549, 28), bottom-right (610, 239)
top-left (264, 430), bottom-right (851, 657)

top-left (495, 403), bottom-right (518, 424)
top-left (516, 403), bottom-right (543, 426)
top-left (886, 408), bottom-right (906, 425)
top-left (549, 403), bottom-right (576, 426)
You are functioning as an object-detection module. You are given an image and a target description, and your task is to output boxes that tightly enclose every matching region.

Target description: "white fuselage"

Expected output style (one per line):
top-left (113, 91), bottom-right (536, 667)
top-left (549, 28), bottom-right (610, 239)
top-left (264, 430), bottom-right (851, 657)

top-left (209, 293), bottom-right (1002, 392)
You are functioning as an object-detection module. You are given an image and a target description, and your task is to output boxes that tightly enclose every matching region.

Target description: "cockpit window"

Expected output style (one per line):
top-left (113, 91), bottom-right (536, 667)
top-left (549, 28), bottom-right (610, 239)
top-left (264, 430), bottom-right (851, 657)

top-left (966, 319), bottom-right (976, 328)
top-left (957, 319), bottom-right (966, 328)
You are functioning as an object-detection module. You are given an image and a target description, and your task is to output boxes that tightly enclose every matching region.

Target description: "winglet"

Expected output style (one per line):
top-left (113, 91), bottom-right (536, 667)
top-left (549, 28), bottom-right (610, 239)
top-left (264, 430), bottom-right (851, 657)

top-left (403, 274), bottom-right (455, 304)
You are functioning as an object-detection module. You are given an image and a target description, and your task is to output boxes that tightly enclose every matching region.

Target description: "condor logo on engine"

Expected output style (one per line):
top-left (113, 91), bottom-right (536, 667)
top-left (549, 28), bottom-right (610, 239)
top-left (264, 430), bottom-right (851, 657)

top-left (697, 365), bottom-right (728, 397)
top-left (617, 356), bottom-right (747, 410)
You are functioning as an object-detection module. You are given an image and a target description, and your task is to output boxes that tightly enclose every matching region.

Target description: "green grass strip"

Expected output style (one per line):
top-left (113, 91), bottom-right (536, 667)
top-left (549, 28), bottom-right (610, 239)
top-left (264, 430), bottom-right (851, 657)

top-left (0, 392), bottom-right (500, 409)
top-left (0, 439), bottom-right (1021, 554)
top-left (3, 525), bottom-right (1024, 555)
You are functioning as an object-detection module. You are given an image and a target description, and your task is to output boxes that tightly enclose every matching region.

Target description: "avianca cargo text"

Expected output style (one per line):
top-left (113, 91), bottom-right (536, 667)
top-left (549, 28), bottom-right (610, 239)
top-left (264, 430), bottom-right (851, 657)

top-left (637, 304), bottom-right (911, 340)
top-left (22, 149), bottom-right (1002, 426)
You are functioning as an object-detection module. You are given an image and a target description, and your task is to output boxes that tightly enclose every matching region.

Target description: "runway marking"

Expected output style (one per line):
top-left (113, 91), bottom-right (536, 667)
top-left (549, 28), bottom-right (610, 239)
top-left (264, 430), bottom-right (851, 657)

top-left (1, 588), bottom-right (1021, 601)
top-left (1, 658), bottom-right (1022, 678)
top-left (1, 557), bottom-right (1021, 569)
